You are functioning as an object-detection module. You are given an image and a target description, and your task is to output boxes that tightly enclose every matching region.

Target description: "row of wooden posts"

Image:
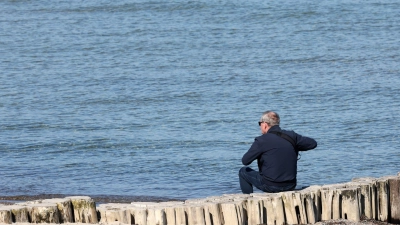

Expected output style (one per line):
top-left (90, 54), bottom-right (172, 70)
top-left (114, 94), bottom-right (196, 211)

top-left (0, 172), bottom-right (399, 225)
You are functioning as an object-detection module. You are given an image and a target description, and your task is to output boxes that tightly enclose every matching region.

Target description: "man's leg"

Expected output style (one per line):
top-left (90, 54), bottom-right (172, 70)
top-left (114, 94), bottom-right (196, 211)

top-left (238, 166), bottom-right (263, 194)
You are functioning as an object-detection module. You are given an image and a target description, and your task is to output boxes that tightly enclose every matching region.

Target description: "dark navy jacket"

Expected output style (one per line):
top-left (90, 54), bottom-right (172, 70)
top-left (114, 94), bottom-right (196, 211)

top-left (242, 125), bottom-right (317, 186)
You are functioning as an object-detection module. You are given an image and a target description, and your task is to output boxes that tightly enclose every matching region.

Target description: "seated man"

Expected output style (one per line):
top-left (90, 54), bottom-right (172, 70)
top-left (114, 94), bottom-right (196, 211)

top-left (239, 111), bottom-right (317, 194)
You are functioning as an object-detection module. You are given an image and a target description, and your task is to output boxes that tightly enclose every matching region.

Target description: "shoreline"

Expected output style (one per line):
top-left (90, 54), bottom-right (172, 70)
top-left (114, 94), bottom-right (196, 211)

top-left (0, 194), bottom-right (182, 205)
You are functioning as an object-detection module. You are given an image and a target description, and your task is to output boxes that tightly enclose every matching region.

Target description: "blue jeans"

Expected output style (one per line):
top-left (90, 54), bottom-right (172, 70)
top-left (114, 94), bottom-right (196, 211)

top-left (239, 166), bottom-right (296, 194)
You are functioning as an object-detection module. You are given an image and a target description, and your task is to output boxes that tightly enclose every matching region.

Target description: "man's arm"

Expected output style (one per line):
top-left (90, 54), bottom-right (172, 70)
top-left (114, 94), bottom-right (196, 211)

top-left (242, 138), bottom-right (262, 165)
top-left (295, 133), bottom-right (317, 151)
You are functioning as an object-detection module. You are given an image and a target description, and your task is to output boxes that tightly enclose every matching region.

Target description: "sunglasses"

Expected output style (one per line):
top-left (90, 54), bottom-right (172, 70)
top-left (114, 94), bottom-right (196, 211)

top-left (258, 121), bottom-right (266, 126)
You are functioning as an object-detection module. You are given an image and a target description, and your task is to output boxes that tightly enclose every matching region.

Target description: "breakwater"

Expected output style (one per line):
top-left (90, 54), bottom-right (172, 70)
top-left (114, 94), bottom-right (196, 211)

top-left (0, 172), bottom-right (399, 225)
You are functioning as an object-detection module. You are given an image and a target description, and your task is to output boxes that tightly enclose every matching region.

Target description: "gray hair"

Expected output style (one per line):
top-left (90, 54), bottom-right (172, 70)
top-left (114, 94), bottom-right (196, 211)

top-left (260, 111), bottom-right (280, 126)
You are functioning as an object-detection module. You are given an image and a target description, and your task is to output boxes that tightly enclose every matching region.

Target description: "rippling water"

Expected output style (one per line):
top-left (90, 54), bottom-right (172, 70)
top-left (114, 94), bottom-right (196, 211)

top-left (1, 0), bottom-right (399, 201)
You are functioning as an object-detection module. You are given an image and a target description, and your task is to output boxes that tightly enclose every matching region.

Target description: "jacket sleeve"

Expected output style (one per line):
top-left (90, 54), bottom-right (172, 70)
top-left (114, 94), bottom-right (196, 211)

top-left (295, 133), bottom-right (317, 151)
top-left (242, 138), bottom-right (262, 165)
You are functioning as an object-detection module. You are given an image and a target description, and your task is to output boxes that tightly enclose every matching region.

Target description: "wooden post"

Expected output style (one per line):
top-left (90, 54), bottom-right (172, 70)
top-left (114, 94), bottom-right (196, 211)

top-left (281, 191), bottom-right (297, 224)
top-left (43, 198), bottom-right (74, 223)
top-left (97, 203), bottom-right (132, 224)
top-left (307, 186), bottom-right (322, 222)
top-left (332, 188), bottom-right (341, 220)
top-left (147, 207), bottom-right (166, 225)
top-left (164, 206), bottom-right (176, 225)
top-left (246, 197), bottom-right (263, 225)
top-left (174, 205), bottom-right (187, 225)
top-left (96, 204), bottom-right (108, 223)
top-left (348, 179), bottom-right (376, 220)
top-left (281, 191), bottom-right (308, 225)
top-left (220, 200), bottom-right (246, 225)
top-left (235, 200), bottom-right (246, 225)
top-left (261, 194), bottom-right (285, 225)
top-left (320, 187), bottom-right (334, 220)
top-left (128, 206), bottom-right (147, 225)
top-left (320, 184), bottom-right (347, 221)
top-left (186, 204), bottom-right (205, 225)
top-left (67, 196), bottom-right (98, 223)
top-left (338, 187), bottom-right (360, 222)
top-left (203, 202), bottom-right (223, 225)
top-left (389, 176), bottom-right (400, 224)
top-left (30, 203), bottom-right (60, 224)
top-left (376, 179), bottom-right (389, 222)
top-left (161, 202), bottom-right (185, 225)
top-left (9, 205), bottom-right (30, 223)
top-left (0, 206), bottom-right (12, 224)
top-left (300, 186), bottom-right (321, 224)
top-left (220, 201), bottom-right (238, 225)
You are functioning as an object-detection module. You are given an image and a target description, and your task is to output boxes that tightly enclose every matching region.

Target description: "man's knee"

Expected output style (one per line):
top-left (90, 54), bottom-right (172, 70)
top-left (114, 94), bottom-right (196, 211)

top-left (239, 166), bottom-right (249, 176)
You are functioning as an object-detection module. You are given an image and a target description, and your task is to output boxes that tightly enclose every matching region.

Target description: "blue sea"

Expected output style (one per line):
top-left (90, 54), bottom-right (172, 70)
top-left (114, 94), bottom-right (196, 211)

top-left (1, 0), bottom-right (399, 202)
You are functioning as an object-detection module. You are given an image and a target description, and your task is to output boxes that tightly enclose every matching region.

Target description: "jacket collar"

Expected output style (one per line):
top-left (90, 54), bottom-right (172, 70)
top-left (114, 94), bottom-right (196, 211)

top-left (267, 125), bottom-right (281, 133)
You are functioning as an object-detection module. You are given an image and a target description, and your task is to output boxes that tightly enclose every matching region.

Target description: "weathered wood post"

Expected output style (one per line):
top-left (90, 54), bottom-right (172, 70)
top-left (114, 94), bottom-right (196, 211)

top-left (184, 199), bottom-right (208, 225)
top-left (130, 201), bottom-right (186, 225)
top-left (220, 200), bottom-right (246, 225)
top-left (97, 203), bottom-right (132, 224)
top-left (300, 186), bottom-right (322, 224)
top-left (117, 207), bottom-right (132, 224)
top-left (162, 202), bottom-right (186, 225)
top-left (164, 206), bottom-right (176, 225)
top-left (147, 207), bottom-right (166, 225)
top-left (0, 206), bottom-right (12, 224)
top-left (30, 203), bottom-right (60, 223)
top-left (320, 184), bottom-right (347, 221)
top-left (375, 178), bottom-right (389, 222)
top-left (246, 197), bottom-right (264, 225)
top-left (14, 200), bottom-right (61, 224)
top-left (236, 200), bottom-right (247, 225)
top-left (261, 194), bottom-right (285, 225)
top-left (9, 205), bottom-right (30, 223)
top-left (218, 194), bottom-right (248, 225)
top-left (337, 187), bottom-right (360, 222)
top-left (350, 178), bottom-right (377, 220)
top-left (67, 196), bottom-right (98, 223)
top-left (97, 204), bottom-right (109, 223)
top-left (320, 187), bottom-right (334, 221)
top-left (174, 205), bottom-right (187, 225)
top-left (43, 198), bottom-right (74, 223)
top-left (186, 204), bottom-right (206, 225)
top-left (281, 191), bottom-right (308, 225)
top-left (203, 202), bottom-right (223, 225)
top-left (388, 175), bottom-right (400, 224)
top-left (128, 206), bottom-right (147, 225)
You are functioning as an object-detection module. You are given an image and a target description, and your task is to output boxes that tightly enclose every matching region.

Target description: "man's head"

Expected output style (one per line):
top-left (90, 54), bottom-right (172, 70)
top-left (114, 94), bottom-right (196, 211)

top-left (259, 111), bottom-right (280, 134)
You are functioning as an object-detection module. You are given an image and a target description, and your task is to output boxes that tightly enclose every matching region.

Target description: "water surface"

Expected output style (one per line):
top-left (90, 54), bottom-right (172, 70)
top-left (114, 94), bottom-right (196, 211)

top-left (0, 0), bottom-right (399, 200)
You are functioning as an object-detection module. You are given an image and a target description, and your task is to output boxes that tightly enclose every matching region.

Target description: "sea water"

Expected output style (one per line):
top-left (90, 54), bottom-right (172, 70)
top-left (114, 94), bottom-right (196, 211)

top-left (1, 0), bottom-right (399, 201)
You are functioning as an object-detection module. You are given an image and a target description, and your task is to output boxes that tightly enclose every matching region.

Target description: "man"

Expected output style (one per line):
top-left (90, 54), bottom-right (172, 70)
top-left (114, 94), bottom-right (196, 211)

top-left (239, 111), bottom-right (317, 194)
